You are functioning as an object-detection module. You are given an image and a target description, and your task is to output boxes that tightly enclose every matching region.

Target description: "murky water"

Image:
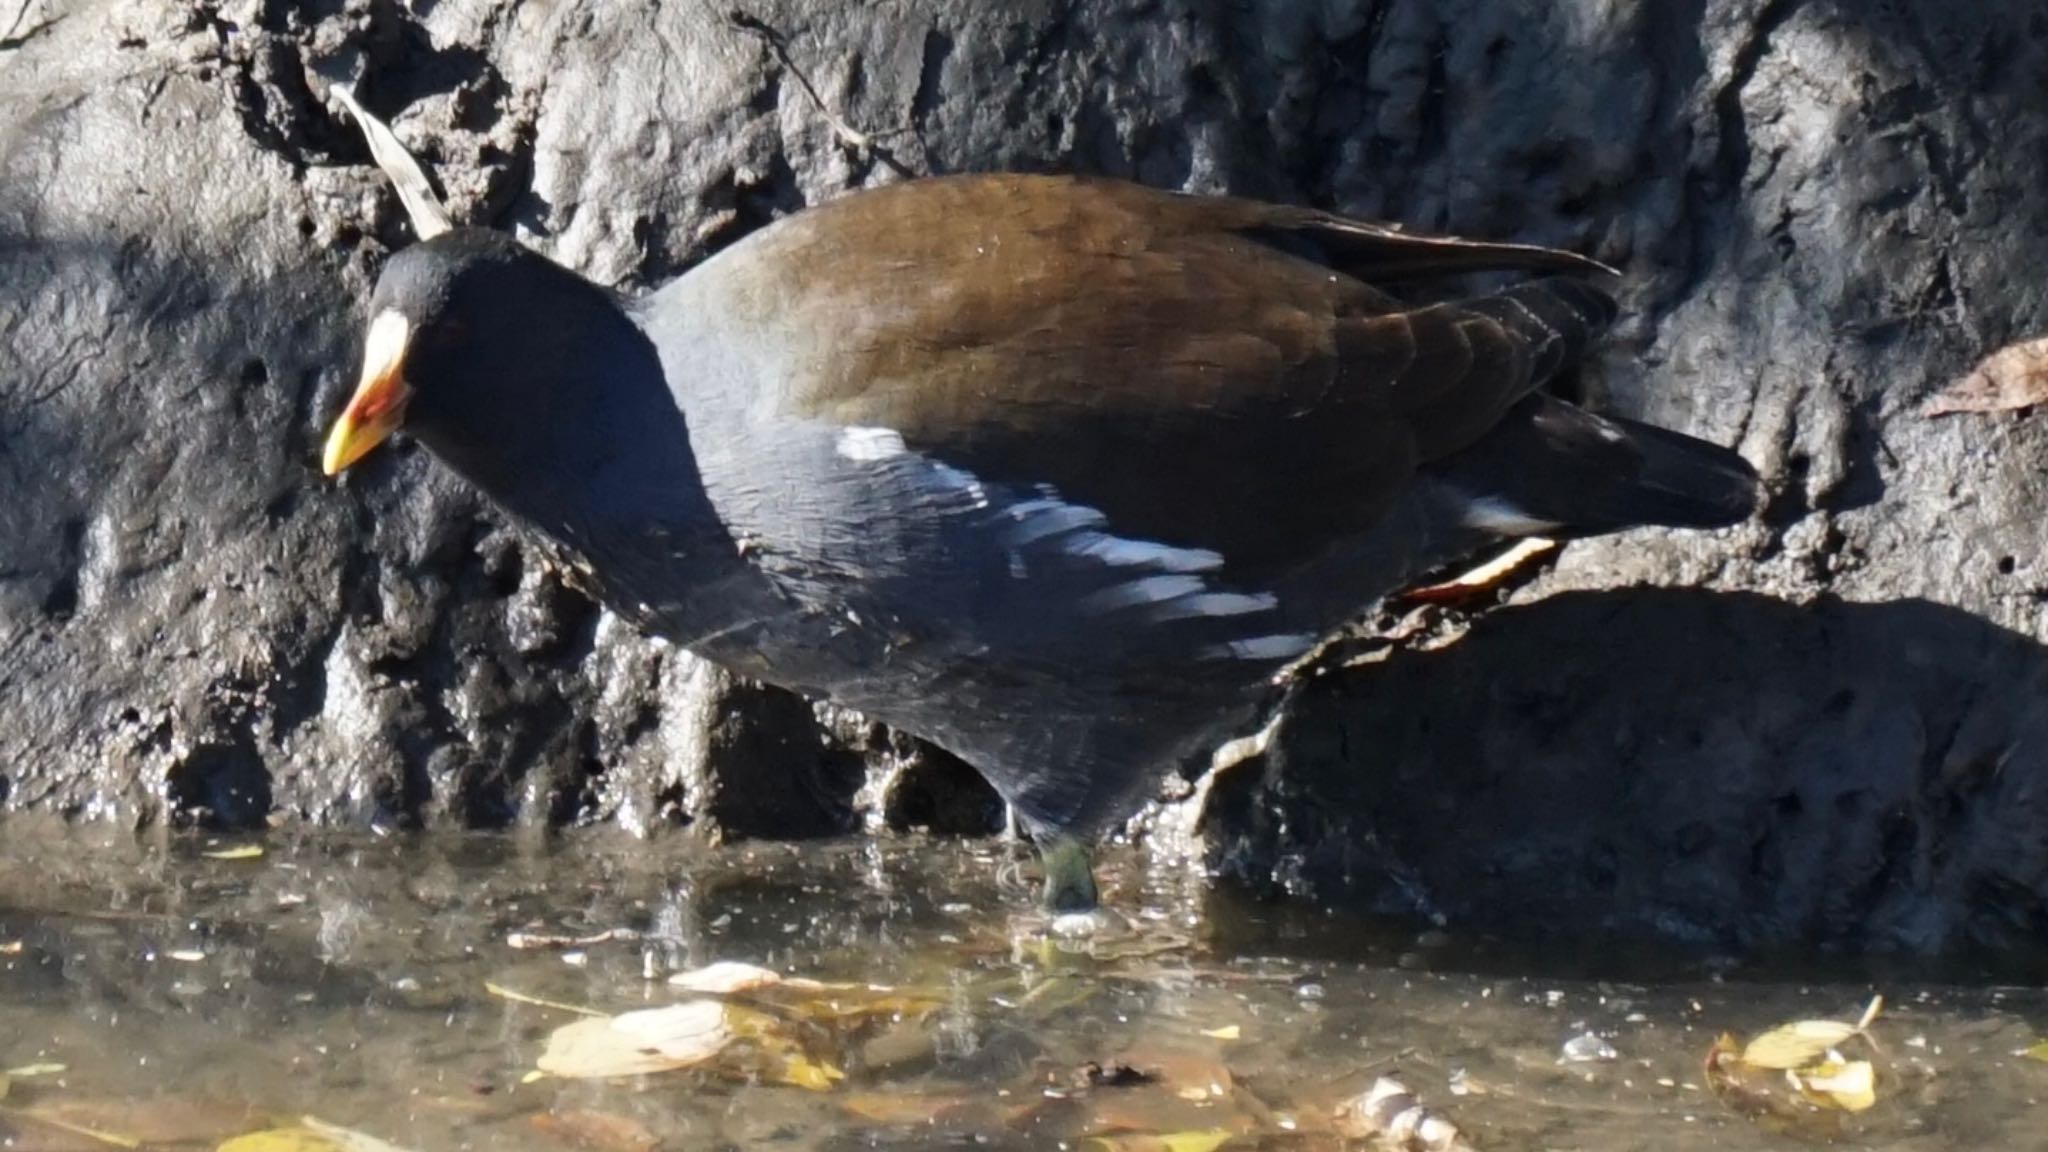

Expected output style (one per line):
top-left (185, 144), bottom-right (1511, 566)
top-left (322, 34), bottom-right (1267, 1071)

top-left (0, 822), bottom-right (2042, 1151)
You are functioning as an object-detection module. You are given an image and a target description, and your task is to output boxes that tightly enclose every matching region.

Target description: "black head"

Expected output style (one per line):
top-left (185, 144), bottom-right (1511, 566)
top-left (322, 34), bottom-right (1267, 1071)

top-left (322, 227), bottom-right (634, 491)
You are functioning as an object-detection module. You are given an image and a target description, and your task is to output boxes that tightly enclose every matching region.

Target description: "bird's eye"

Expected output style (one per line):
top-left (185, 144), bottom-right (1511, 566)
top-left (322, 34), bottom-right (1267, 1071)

top-left (422, 316), bottom-right (470, 348)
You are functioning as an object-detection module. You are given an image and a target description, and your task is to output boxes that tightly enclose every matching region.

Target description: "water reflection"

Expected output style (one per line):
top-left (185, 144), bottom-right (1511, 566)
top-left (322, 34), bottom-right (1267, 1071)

top-left (0, 822), bottom-right (2040, 1150)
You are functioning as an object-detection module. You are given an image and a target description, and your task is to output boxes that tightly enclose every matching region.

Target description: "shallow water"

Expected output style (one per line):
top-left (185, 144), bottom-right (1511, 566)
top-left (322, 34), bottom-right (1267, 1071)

top-left (0, 822), bottom-right (2042, 1151)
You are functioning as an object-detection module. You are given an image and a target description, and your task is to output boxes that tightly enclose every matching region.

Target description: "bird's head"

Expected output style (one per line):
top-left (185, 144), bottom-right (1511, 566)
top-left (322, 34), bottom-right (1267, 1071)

top-left (321, 228), bottom-right (619, 484)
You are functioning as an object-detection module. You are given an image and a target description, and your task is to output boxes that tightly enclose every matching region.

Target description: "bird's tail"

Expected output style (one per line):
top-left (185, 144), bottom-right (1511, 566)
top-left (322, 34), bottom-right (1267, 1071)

top-left (1431, 393), bottom-right (1761, 537)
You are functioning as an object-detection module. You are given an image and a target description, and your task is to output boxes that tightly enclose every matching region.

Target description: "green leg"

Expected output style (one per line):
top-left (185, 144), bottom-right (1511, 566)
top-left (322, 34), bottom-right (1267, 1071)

top-left (1038, 837), bottom-right (1101, 913)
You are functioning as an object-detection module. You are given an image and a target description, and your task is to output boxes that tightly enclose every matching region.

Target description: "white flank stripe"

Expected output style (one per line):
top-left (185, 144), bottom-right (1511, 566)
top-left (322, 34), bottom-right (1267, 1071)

top-left (1061, 530), bottom-right (1224, 573)
top-left (836, 425), bottom-right (908, 461)
top-left (1080, 574), bottom-right (1208, 614)
top-left (1206, 634), bottom-right (1320, 661)
top-left (1146, 590), bottom-right (1278, 620)
top-left (1460, 495), bottom-right (1563, 536)
top-left (927, 460), bottom-right (990, 509)
top-left (1004, 499), bottom-right (1107, 543)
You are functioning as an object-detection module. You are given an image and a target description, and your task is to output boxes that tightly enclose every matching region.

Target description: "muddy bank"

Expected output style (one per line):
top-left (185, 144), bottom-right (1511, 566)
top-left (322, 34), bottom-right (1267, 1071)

top-left (5, 0), bottom-right (2048, 954)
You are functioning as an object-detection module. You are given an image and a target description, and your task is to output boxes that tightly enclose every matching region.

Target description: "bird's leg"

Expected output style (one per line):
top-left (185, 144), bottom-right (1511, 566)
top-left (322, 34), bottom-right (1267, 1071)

top-left (1037, 836), bottom-right (1100, 912)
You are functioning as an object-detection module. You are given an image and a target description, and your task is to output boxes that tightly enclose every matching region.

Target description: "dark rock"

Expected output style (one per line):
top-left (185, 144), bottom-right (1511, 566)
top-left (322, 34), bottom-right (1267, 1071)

top-left (1203, 592), bottom-right (2048, 955)
top-left (4, 0), bottom-right (2048, 953)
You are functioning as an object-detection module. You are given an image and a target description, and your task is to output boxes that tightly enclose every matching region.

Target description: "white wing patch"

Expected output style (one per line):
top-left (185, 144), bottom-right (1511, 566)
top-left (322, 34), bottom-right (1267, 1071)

top-left (1205, 634), bottom-right (1320, 661)
top-left (838, 424), bottom-right (1308, 663)
top-left (1459, 494), bottom-right (1563, 536)
top-left (836, 425), bottom-right (909, 462)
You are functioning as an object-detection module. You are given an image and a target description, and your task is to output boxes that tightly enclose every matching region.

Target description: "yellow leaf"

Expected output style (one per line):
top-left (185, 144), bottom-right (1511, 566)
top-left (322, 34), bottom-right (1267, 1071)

top-left (775, 1051), bottom-right (847, 1092)
top-left (1740, 996), bottom-right (1881, 1071)
top-left (1088, 1130), bottom-right (1235, 1152)
top-left (1790, 1057), bottom-right (1877, 1113)
top-left (218, 1127), bottom-right (342, 1152)
top-left (202, 845), bottom-right (265, 860)
top-left (2024, 1040), bottom-right (2048, 1063)
top-left (1740, 1021), bottom-right (1860, 1070)
top-left (1199, 1026), bottom-right (1240, 1041)
top-left (4, 1063), bottom-right (65, 1077)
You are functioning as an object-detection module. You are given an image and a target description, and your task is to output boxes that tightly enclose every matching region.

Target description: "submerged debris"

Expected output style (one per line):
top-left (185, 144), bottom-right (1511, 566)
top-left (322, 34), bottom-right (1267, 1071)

top-left (1334, 1076), bottom-right (1475, 1152)
top-left (1705, 995), bottom-right (1887, 1132)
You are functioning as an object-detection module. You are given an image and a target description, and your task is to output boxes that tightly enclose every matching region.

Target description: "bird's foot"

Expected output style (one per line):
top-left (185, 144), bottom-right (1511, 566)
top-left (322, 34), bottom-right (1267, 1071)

top-left (1037, 837), bottom-right (1101, 914)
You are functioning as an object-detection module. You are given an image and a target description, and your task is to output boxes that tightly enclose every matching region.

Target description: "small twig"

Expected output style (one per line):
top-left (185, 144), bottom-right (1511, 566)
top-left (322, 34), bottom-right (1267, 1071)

top-left (483, 981), bottom-right (607, 1017)
top-left (726, 8), bottom-right (916, 177)
top-left (2, 0), bottom-right (34, 43)
top-left (0, 0), bottom-right (57, 49)
top-left (0, 1106), bottom-right (141, 1150)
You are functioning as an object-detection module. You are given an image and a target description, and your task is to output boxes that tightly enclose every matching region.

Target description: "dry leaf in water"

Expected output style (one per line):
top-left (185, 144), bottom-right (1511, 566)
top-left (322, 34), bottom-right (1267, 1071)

top-left (537, 1003), bottom-right (731, 1079)
top-left (1789, 1056), bottom-right (1877, 1113)
top-left (668, 961), bottom-right (823, 995)
top-left (1739, 996), bottom-right (1881, 1071)
top-left (1928, 336), bottom-right (2048, 415)
top-left (1087, 1130), bottom-right (1236, 1152)
top-left (1739, 1021), bottom-right (1861, 1071)
top-left (1334, 1077), bottom-right (1472, 1152)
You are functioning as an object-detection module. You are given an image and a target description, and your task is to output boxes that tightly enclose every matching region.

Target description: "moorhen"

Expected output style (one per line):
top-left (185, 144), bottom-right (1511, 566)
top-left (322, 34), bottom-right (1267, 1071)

top-left (321, 93), bottom-right (1759, 912)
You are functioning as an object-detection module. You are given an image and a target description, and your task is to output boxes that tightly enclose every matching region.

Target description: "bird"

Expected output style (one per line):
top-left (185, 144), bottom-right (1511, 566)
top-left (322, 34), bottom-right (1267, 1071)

top-left (320, 92), bottom-right (1760, 913)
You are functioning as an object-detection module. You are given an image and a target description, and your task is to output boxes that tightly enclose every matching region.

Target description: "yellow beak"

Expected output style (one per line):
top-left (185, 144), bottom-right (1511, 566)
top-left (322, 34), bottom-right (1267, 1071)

top-left (322, 311), bottom-right (414, 476)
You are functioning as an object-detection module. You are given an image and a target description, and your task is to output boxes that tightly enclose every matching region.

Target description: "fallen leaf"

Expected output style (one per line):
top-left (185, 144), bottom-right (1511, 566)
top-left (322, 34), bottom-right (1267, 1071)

top-left (202, 845), bottom-right (265, 861)
top-left (1088, 1130), bottom-right (1236, 1152)
top-left (4, 1064), bottom-right (65, 1078)
top-left (1739, 1021), bottom-right (1858, 1071)
top-left (217, 1132), bottom-right (334, 1152)
top-left (1334, 1077), bottom-right (1469, 1152)
top-left (724, 1003), bottom-right (846, 1091)
top-left (668, 961), bottom-right (819, 995)
top-left (1928, 336), bottom-right (2048, 415)
top-left (2023, 1040), bottom-right (2048, 1063)
top-left (1199, 1026), bottom-right (1241, 1042)
top-left (1740, 996), bottom-right (1882, 1071)
top-left (1789, 1056), bottom-right (1877, 1112)
top-left (538, 1002), bottom-right (730, 1079)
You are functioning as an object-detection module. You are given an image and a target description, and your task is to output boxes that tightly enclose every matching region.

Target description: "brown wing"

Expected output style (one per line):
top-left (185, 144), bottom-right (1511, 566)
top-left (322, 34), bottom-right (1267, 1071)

top-left (734, 173), bottom-right (1613, 574)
